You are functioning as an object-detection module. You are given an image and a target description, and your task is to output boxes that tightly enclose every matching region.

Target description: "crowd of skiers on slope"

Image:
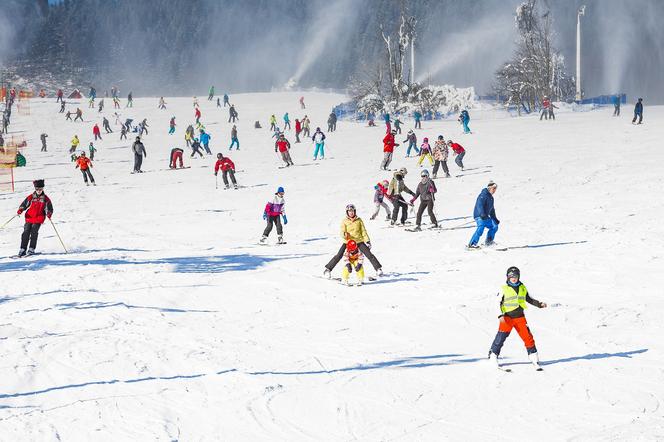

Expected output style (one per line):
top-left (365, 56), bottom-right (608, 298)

top-left (14, 87), bottom-right (657, 372)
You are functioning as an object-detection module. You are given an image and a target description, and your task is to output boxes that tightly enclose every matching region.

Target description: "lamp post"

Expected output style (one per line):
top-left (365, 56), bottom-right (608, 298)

top-left (576, 5), bottom-right (586, 101)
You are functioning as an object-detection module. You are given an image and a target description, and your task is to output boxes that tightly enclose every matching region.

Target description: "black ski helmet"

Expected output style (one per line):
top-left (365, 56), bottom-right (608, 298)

top-left (506, 266), bottom-right (520, 279)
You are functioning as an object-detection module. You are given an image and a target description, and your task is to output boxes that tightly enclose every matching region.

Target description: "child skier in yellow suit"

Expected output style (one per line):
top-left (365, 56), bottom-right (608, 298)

top-left (341, 240), bottom-right (365, 285)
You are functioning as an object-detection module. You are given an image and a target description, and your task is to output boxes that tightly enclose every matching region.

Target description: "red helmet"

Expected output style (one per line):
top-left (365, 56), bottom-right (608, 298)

top-left (347, 240), bottom-right (358, 251)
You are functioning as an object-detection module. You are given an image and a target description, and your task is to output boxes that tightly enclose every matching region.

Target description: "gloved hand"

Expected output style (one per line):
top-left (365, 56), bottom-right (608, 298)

top-left (366, 241), bottom-right (372, 249)
top-left (214, 172), bottom-right (218, 176)
top-left (17, 209), bottom-right (22, 215)
top-left (410, 198), bottom-right (415, 204)
top-left (282, 214), bottom-right (288, 225)
top-left (263, 212), bottom-right (267, 220)
top-left (495, 219), bottom-right (500, 225)
top-left (481, 215), bottom-right (489, 220)
top-left (47, 213), bottom-right (52, 220)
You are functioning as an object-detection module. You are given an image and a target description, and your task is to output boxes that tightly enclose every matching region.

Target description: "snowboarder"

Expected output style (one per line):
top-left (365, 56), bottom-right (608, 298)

top-left (275, 134), bottom-right (294, 166)
top-left (75, 151), bottom-right (96, 186)
top-left (229, 125), bottom-right (239, 150)
top-left (169, 117), bottom-right (176, 134)
top-left (103, 117), bottom-right (112, 133)
top-left (468, 181), bottom-right (500, 249)
top-left (190, 138), bottom-right (205, 158)
top-left (381, 130), bottom-right (398, 170)
top-left (432, 135), bottom-right (450, 178)
top-left (341, 240), bottom-right (365, 286)
top-left (169, 147), bottom-right (184, 169)
top-left (132, 136), bottom-right (147, 173)
top-left (417, 137), bottom-right (434, 166)
top-left (93, 123), bottom-right (102, 141)
top-left (488, 267), bottom-right (547, 371)
top-left (413, 110), bottom-right (422, 129)
top-left (40, 133), bottom-right (48, 152)
top-left (449, 140), bottom-right (466, 170)
top-left (370, 180), bottom-right (391, 220)
top-left (283, 113), bottom-right (291, 130)
top-left (260, 187), bottom-right (287, 244)
top-left (323, 204), bottom-right (383, 278)
top-left (388, 168), bottom-right (415, 225)
top-left (69, 135), bottom-right (80, 153)
top-left (410, 169), bottom-right (437, 230)
top-left (312, 127), bottom-right (326, 160)
top-left (403, 130), bottom-right (418, 157)
top-left (269, 114), bottom-right (277, 131)
top-left (632, 98), bottom-right (643, 124)
top-left (199, 129), bottom-right (212, 155)
top-left (459, 109), bottom-right (471, 133)
top-left (214, 153), bottom-right (238, 189)
top-left (15, 179), bottom-right (53, 257)
top-left (88, 142), bottom-right (97, 160)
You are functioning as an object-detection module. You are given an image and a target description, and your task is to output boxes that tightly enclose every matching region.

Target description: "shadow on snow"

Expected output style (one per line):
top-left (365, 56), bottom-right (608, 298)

top-left (0, 253), bottom-right (319, 273)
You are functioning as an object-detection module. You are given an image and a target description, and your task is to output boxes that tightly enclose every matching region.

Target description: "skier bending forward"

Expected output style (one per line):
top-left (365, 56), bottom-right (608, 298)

top-left (323, 204), bottom-right (383, 278)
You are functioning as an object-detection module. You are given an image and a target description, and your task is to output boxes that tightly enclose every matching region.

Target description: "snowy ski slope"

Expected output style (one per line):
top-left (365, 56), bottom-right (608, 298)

top-left (0, 92), bottom-right (663, 440)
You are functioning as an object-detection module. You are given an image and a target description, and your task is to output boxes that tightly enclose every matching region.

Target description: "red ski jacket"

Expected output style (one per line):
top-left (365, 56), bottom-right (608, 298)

top-left (214, 157), bottom-right (235, 172)
top-left (76, 156), bottom-right (92, 170)
top-left (195, 109), bottom-right (201, 118)
top-left (295, 120), bottom-right (302, 132)
top-left (93, 125), bottom-right (100, 135)
top-left (450, 142), bottom-right (465, 154)
top-left (18, 192), bottom-right (53, 224)
top-left (275, 139), bottom-right (290, 153)
top-left (383, 133), bottom-right (396, 153)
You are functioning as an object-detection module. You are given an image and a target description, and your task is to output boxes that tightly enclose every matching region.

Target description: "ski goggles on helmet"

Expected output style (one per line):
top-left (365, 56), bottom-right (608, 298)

top-left (345, 204), bottom-right (356, 211)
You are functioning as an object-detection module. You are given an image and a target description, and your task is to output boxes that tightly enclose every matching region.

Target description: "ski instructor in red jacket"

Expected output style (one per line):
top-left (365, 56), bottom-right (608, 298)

top-left (16, 179), bottom-right (54, 257)
top-left (380, 129), bottom-right (398, 170)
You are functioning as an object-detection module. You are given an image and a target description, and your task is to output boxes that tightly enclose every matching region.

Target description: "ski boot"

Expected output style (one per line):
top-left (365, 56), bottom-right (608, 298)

top-left (376, 268), bottom-right (384, 277)
top-left (342, 278), bottom-right (350, 286)
top-left (356, 278), bottom-right (364, 286)
top-left (26, 248), bottom-right (36, 256)
top-left (233, 184), bottom-right (238, 190)
top-left (413, 225), bottom-right (422, 232)
top-left (86, 182), bottom-right (90, 186)
top-left (277, 235), bottom-right (285, 244)
top-left (488, 351), bottom-right (499, 367)
top-left (529, 352), bottom-right (543, 371)
top-left (323, 268), bottom-right (331, 279)
top-left (385, 215), bottom-right (391, 221)
top-left (467, 244), bottom-right (480, 250)
top-left (93, 182), bottom-right (97, 186)
top-left (17, 249), bottom-right (26, 258)
top-left (370, 214), bottom-right (376, 220)
top-left (485, 240), bottom-right (496, 247)
top-left (224, 185), bottom-right (230, 190)
top-left (259, 236), bottom-right (267, 244)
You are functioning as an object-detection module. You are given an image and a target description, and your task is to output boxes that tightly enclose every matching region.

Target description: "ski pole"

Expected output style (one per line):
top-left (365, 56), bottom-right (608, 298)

top-left (0, 215), bottom-right (17, 229)
top-left (215, 173), bottom-right (218, 190)
top-left (49, 218), bottom-right (68, 254)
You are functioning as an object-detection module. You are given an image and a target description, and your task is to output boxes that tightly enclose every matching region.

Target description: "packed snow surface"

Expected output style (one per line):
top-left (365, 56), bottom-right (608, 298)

top-left (1, 92), bottom-right (663, 440)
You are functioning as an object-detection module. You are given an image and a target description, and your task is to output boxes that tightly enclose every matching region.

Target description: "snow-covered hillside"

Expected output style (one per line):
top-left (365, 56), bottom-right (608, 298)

top-left (1, 92), bottom-right (663, 440)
